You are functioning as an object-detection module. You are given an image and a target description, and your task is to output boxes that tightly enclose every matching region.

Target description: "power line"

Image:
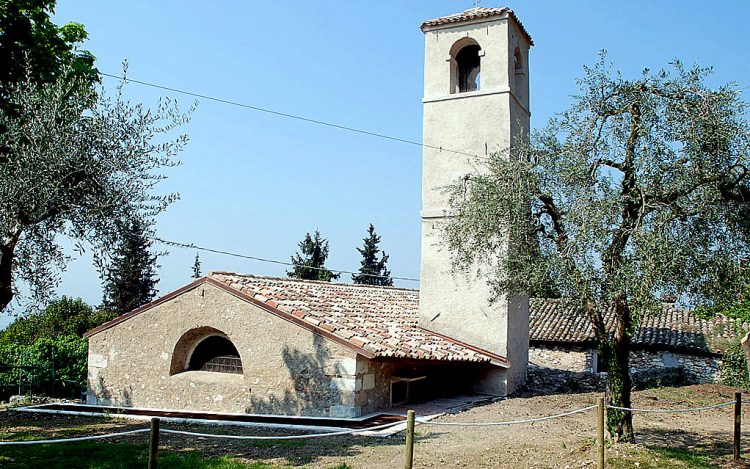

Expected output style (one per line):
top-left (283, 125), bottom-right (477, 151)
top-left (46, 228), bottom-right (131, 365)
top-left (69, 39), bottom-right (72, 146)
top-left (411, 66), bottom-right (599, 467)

top-left (157, 237), bottom-right (419, 282)
top-left (100, 72), bottom-right (479, 159)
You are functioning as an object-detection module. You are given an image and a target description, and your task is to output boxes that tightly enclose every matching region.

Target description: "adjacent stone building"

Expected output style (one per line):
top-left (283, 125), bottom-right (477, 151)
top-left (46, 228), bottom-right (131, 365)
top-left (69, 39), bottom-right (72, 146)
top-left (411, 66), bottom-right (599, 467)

top-left (529, 299), bottom-right (748, 383)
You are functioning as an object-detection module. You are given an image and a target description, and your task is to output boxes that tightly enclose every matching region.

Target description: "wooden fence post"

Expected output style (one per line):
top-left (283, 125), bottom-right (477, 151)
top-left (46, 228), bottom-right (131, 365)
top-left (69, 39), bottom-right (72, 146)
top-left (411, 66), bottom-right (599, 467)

top-left (597, 397), bottom-right (605, 469)
top-left (735, 392), bottom-right (742, 461)
top-left (149, 417), bottom-right (160, 469)
top-left (405, 410), bottom-right (416, 469)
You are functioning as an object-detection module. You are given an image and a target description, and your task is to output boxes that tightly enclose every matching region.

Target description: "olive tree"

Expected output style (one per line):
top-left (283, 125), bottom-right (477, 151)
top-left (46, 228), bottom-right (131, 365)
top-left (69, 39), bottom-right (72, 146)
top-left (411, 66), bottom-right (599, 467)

top-left (443, 55), bottom-right (750, 441)
top-left (0, 68), bottom-right (192, 312)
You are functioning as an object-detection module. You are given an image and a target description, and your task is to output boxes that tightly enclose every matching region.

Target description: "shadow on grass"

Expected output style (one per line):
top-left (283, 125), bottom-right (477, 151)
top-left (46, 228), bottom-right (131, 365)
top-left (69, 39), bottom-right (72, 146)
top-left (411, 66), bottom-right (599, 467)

top-left (0, 441), bottom-right (278, 469)
top-left (606, 426), bottom-right (744, 469)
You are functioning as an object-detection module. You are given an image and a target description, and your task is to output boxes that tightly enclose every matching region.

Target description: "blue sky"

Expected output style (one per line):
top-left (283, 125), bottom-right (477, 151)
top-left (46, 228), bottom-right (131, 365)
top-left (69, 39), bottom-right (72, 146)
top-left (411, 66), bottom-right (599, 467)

top-left (3, 1), bottom-right (750, 326)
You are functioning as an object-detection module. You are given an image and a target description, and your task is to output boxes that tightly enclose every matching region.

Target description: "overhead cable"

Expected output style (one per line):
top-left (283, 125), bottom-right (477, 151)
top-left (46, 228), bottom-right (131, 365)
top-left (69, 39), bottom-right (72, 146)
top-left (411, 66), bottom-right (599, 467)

top-left (100, 72), bottom-right (479, 159)
top-left (156, 237), bottom-right (419, 282)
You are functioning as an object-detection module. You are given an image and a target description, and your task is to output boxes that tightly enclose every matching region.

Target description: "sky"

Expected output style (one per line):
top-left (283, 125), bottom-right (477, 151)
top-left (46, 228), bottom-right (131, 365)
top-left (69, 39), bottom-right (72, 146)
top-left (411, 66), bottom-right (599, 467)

top-left (3, 0), bottom-right (750, 326)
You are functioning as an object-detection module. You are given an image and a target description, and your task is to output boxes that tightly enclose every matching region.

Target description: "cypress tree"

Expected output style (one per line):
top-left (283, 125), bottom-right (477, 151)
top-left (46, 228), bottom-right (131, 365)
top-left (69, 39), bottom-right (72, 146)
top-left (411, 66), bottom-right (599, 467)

top-left (192, 252), bottom-right (202, 279)
top-left (287, 230), bottom-right (340, 281)
top-left (352, 224), bottom-right (393, 286)
top-left (101, 220), bottom-right (159, 314)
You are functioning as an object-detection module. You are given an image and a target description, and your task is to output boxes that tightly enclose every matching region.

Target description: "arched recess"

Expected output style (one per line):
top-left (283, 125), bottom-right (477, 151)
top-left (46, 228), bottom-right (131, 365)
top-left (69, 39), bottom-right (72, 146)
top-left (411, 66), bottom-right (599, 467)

top-left (170, 326), bottom-right (244, 375)
top-left (449, 38), bottom-right (482, 94)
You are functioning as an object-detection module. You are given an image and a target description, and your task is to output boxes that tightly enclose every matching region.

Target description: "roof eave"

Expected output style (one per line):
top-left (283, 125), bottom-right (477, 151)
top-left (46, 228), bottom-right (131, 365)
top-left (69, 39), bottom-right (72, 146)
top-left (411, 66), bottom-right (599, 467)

top-left (420, 10), bottom-right (534, 46)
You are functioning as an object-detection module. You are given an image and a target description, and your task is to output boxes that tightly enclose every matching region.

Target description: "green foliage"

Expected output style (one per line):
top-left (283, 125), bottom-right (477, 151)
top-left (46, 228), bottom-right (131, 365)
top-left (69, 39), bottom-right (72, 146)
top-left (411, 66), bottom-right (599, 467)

top-left (287, 230), bottom-right (340, 281)
top-left (443, 53), bottom-right (750, 441)
top-left (696, 286), bottom-right (750, 322)
top-left (0, 0), bottom-right (98, 115)
top-left (0, 335), bottom-right (88, 398)
top-left (101, 219), bottom-right (159, 314)
top-left (352, 224), bottom-right (392, 286)
top-left (0, 61), bottom-right (191, 313)
top-left (0, 296), bottom-right (116, 345)
top-left (719, 339), bottom-right (750, 389)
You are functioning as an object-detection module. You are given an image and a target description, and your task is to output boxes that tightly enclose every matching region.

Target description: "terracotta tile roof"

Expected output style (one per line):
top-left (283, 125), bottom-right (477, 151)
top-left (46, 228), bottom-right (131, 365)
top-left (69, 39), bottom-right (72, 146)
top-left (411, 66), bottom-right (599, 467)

top-left (529, 299), bottom-right (749, 355)
top-left (209, 272), bottom-right (508, 366)
top-left (420, 7), bottom-right (533, 45)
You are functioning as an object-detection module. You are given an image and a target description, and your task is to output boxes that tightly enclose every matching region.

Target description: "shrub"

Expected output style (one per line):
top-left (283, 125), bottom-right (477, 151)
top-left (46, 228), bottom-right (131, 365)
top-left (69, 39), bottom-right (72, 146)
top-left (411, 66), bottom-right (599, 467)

top-left (0, 335), bottom-right (88, 400)
top-left (719, 339), bottom-right (750, 390)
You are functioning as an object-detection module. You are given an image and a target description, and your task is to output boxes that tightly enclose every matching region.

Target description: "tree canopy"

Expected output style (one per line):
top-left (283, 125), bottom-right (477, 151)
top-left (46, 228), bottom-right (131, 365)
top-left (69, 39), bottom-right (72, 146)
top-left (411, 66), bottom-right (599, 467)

top-left (100, 219), bottom-right (160, 314)
top-left (0, 68), bottom-right (191, 313)
top-left (443, 54), bottom-right (750, 441)
top-left (0, 0), bottom-right (98, 115)
top-left (192, 252), bottom-right (202, 279)
top-left (287, 230), bottom-right (340, 281)
top-left (352, 224), bottom-right (392, 286)
top-left (0, 296), bottom-right (115, 345)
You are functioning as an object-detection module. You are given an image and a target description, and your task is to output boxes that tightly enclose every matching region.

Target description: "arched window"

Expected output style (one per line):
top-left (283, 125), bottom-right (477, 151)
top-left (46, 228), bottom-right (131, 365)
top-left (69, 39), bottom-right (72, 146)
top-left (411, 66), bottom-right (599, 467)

top-left (170, 327), bottom-right (243, 375)
top-left (188, 335), bottom-right (243, 374)
top-left (449, 38), bottom-right (482, 94)
top-left (456, 44), bottom-right (481, 92)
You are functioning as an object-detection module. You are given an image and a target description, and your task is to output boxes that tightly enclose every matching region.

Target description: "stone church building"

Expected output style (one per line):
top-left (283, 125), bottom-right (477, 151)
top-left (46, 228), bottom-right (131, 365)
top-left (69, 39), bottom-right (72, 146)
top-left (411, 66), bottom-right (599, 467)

top-left (85, 7), bottom-right (534, 418)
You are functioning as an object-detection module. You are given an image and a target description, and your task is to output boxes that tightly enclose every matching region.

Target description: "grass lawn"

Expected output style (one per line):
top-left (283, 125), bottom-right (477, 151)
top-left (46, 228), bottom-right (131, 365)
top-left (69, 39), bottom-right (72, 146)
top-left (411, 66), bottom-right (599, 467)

top-left (0, 440), bottom-right (352, 468)
top-left (608, 444), bottom-right (716, 469)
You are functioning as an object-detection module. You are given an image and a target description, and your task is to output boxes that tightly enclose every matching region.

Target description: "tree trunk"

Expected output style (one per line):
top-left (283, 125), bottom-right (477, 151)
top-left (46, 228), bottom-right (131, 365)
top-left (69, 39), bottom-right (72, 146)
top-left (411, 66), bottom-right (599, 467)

top-left (0, 243), bottom-right (14, 312)
top-left (605, 307), bottom-right (635, 442)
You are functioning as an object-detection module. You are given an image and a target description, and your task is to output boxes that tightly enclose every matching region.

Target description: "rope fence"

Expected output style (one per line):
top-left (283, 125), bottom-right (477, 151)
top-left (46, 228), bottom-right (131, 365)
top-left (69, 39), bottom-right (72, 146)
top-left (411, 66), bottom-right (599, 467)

top-left (0, 428), bottom-right (150, 446)
top-left (0, 392), bottom-right (743, 469)
top-left (415, 404), bottom-right (598, 427)
top-left (159, 420), bottom-right (405, 440)
top-left (606, 400), bottom-right (735, 413)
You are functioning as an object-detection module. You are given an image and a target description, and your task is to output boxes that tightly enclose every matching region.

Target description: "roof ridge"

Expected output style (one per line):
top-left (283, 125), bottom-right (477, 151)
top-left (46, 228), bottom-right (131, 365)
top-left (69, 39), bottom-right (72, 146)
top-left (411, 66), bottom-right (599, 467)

top-left (208, 271), bottom-right (419, 292)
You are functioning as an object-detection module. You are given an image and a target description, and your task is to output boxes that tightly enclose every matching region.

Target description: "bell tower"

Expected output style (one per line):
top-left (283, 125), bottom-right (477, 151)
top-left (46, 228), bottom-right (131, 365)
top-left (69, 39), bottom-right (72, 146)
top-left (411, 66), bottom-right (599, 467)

top-left (418, 7), bottom-right (532, 394)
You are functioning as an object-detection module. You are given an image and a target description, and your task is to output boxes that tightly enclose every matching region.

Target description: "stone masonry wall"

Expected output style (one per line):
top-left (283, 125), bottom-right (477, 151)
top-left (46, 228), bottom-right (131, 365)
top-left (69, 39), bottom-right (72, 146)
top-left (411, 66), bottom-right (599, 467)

top-left (87, 282), bottom-right (373, 417)
top-left (629, 350), bottom-right (721, 384)
top-left (530, 345), bottom-right (721, 384)
top-left (528, 345), bottom-right (593, 373)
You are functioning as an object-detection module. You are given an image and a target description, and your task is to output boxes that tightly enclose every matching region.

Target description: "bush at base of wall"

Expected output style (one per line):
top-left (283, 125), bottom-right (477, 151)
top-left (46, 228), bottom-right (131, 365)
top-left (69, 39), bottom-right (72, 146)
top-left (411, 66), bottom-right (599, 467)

top-left (719, 340), bottom-right (750, 390)
top-left (0, 335), bottom-right (88, 401)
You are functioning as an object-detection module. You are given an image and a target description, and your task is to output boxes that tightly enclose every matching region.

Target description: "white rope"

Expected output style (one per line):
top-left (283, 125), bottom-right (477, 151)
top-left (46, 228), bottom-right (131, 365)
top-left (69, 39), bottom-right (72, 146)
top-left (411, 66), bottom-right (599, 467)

top-left (415, 405), bottom-right (598, 427)
top-left (606, 400), bottom-right (736, 414)
top-left (159, 420), bottom-right (406, 440)
top-left (0, 428), bottom-right (150, 446)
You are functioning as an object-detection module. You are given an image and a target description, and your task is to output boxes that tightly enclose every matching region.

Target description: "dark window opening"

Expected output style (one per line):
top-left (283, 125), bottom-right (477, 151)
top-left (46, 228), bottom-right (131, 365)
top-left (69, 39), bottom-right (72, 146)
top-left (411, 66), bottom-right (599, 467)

top-left (514, 47), bottom-right (524, 74)
top-left (188, 335), bottom-right (243, 374)
top-left (456, 44), bottom-right (481, 92)
top-left (595, 352), bottom-right (609, 374)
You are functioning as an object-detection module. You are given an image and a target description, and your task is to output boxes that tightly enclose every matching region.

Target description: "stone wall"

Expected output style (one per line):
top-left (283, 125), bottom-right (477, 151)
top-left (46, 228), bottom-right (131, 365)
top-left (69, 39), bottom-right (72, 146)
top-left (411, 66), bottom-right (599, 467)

top-left (529, 345), bottom-right (722, 384)
top-left (629, 350), bottom-right (721, 384)
top-left (529, 345), bottom-right (594, 373)
top-left (87, 282), bottom-right (374, 417)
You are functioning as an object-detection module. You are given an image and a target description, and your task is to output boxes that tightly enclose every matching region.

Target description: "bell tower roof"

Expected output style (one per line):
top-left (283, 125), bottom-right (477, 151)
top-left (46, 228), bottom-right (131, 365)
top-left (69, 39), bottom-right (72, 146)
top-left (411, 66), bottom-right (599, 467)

top-left (420, 7), bottom-right (533, 45)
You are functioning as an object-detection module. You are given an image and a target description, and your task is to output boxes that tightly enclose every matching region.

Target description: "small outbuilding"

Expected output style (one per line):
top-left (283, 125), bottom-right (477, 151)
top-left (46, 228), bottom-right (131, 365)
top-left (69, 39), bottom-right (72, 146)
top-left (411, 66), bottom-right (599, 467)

top-left (528, 299), bottom-right (748, 383)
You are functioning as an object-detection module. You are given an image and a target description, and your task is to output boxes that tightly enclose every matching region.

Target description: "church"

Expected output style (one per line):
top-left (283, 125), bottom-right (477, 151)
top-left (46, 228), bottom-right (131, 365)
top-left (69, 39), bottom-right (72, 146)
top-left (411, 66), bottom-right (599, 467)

top-left (85, 7), bottom-right (534, 418)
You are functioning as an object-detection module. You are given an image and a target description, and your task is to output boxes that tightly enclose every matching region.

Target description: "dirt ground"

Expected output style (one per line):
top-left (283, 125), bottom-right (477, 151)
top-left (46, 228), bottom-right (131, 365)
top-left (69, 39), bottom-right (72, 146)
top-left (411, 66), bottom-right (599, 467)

top-left (1, 384), bottom-right (748, 468)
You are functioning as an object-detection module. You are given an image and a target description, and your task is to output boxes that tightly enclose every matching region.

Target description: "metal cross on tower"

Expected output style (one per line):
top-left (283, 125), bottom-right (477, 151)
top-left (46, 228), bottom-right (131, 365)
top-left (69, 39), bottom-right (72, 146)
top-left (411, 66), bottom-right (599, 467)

top-left (473, 0), bottom-right (481, 7)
